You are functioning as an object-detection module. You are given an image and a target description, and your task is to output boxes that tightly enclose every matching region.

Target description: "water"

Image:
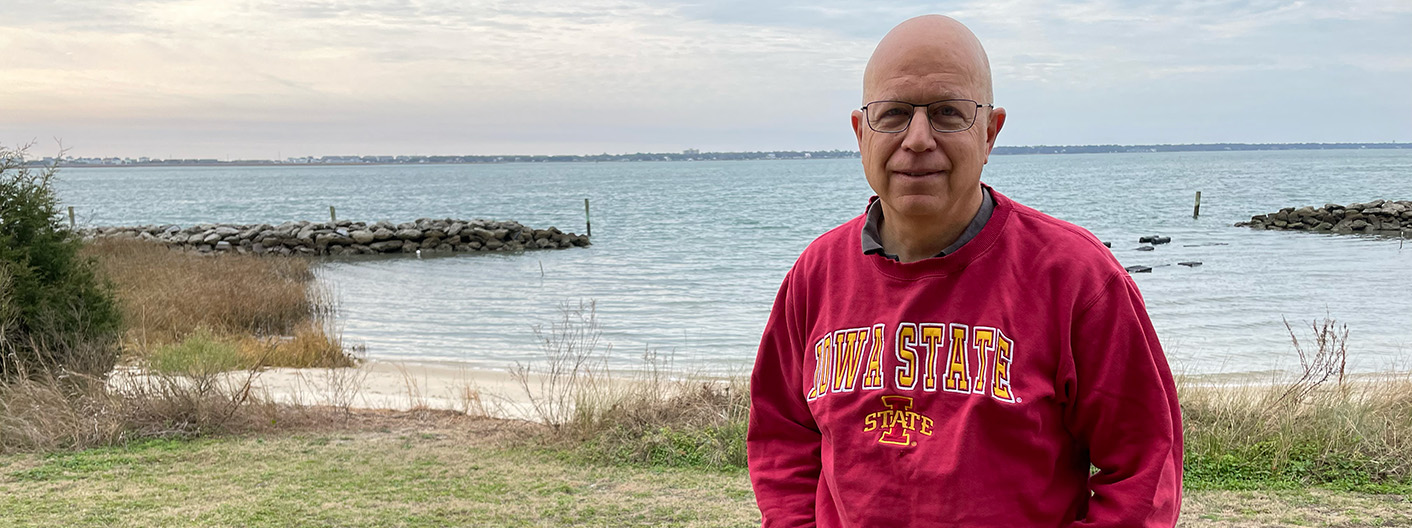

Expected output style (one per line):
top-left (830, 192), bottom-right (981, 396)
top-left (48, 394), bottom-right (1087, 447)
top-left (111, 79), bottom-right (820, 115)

top-left (53, 150), bottom-right (1412, 375)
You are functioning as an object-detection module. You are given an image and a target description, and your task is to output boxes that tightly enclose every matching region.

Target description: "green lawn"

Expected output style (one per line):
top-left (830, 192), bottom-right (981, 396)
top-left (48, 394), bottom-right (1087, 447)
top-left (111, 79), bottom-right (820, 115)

top-left (1, 414), bottom-right (1408, 528)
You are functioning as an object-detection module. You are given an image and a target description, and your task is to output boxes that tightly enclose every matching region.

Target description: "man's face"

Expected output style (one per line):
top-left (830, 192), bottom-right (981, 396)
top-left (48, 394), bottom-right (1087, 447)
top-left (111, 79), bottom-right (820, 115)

top-left (851, 44), bottom-right (1005, 219)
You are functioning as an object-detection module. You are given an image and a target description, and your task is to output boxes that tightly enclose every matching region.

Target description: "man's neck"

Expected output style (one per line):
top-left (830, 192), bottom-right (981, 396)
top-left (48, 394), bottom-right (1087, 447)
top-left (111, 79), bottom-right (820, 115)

top-left (878, 186), bottom-right (985, 263)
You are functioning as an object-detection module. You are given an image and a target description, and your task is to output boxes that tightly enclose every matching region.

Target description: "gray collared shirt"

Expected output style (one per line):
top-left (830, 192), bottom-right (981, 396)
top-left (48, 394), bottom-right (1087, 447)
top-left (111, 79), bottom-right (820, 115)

top-left (861, 187), bottom-right (994, 261)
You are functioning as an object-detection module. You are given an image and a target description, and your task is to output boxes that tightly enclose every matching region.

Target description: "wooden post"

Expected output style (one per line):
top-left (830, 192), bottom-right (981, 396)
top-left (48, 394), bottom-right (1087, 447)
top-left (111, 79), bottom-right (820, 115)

top-left (68, 206), bottom-right (75, 229)
top-left (584, 198), bottom-right (591, 237)
top-left (1193, 191), bottom-right (1202, 219)
top-left (329, 205), bottom-right (337, 224)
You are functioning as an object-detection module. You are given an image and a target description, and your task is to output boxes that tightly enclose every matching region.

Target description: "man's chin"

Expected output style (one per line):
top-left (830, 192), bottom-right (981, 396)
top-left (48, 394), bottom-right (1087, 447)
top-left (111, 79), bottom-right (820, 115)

top-left (883, 194), bottom-right (953, 218)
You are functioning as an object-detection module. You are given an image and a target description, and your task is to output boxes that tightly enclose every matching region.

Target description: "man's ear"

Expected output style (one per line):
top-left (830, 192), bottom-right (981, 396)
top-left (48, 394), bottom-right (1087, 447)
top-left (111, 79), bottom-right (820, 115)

top-left (852, 109), bottom-right (866, 146)
top-left (982, 106), bottom-right (1006, 164)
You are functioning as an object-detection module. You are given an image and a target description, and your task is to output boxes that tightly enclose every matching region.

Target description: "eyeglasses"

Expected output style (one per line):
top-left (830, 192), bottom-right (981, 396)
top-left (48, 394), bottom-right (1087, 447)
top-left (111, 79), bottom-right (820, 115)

top-left (860, 99), bottom-right (993, 133)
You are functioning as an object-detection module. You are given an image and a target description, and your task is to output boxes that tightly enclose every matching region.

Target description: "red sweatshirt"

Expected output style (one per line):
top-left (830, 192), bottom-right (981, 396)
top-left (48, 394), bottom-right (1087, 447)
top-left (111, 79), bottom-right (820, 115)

top-left (748, 187), bottom-right (1182, 528)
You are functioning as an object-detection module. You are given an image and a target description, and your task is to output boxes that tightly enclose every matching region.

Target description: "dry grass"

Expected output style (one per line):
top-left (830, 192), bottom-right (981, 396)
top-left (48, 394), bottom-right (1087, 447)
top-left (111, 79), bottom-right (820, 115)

top-left (510, 301), bottom-right (749, 468)
top-left (81, 237), bottom-right (329, 348)
top-left (80, 237), bottom-right (355, 369)
top-left (1179, 318), bottom-right (1412, 491)
top-left (1, 237), bottom-right (359, 453)
top-left (509, 306), bottom-right (1411, 487)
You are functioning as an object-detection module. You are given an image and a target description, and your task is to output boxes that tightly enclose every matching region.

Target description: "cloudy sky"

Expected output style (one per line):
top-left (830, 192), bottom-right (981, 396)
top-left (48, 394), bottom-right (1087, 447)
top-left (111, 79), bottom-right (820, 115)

top-left (2, 0), bottom-right (1409, 159)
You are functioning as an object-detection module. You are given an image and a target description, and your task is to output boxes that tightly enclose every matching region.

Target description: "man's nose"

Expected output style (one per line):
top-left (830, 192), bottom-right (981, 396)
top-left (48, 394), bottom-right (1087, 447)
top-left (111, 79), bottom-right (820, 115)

top-left (900, 107), bottom-right (937, 153)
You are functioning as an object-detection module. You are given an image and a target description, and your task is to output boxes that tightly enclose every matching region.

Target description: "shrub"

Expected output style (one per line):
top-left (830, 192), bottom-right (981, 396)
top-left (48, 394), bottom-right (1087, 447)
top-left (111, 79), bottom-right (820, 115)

top-left (0, 145), bottom-right (121, 379)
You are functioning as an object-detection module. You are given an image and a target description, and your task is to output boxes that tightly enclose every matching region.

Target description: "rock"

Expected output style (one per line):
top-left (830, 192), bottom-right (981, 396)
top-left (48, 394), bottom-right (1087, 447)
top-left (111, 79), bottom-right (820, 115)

top-left (1351, 219), bottom-right (1370, 230)
top-left (1125, 265), bottom-right (1152, 273)
top-left (1177, 261), bottom-right (1202, 267)
top-left (315, 233), bottom-right (353, 247)
top-left (350, 230), bottom-right (376, 244)
top-left (435, 243), bottom-right (453, 253)
top-left (202, 232), bottom-right (222, 244)
top-left (395, 228), bottom-right (423, 240)
top-left (535, 238), bottom-right (554, 249)
top-left (214, 241), bottom-right (232, 251)
top-left (1135, 246), bottom-right (1155, 251)
top-left (1151, 236), bottom-right (1171, 244)
top-left (215, 226), bottom-right (240, 237)
top-left (369, 240), bottom-right (404, 252)
top-left (1314, 222), bottom-right (1333, 231)
top-left (484, 238), bottom-right (504, 250)
top-left (467, 228), bottom-right (495, 241)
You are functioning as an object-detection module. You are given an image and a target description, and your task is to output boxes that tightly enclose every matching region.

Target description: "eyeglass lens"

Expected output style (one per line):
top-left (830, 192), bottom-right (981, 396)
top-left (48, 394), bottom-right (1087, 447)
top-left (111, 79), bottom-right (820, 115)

top-left (867, 101), bottom-right (978, 133)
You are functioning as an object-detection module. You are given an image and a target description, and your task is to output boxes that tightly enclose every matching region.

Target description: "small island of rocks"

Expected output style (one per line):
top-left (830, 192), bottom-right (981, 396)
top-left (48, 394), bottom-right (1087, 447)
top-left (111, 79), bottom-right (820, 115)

top-left (80, 218), bottom-right (590, 256)
top-left (1235, 200), bottom-right (1411, 235)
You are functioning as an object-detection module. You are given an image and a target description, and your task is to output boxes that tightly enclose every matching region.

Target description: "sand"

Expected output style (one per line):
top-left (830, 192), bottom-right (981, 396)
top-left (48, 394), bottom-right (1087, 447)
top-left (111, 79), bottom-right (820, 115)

top-left (109, 359), bottom-right (548, 420)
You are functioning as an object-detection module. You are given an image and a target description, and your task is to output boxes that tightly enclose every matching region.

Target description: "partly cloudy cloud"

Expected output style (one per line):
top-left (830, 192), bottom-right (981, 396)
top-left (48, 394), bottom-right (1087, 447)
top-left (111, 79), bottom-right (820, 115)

top-left (0, 0), bottom-right (1407, 157)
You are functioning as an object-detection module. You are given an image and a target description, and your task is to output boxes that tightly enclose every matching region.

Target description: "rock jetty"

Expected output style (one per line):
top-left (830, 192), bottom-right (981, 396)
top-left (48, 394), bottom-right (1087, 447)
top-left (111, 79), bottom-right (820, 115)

top-left (1235, 200), bottom-right (1411, 234)
top-left (79, 218), bottom-right (590, 256)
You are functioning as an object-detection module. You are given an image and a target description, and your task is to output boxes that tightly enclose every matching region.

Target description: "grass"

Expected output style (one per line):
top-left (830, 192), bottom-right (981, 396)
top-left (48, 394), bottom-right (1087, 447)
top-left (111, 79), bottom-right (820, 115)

top-left (511, 305), bottom-right (1412, 497)
top-left (0, 413), bottom-right (759, 528)
top-left (0, 413), bottom-right (1407, 527)
top-left (1, 237), bottom-right (355, 454)
top-left (509, 302), bottom-right (750, 469)
top-left (1177, 319), bottom-right (1412, 494)
top-left (80, 237), bottom-right (355, 369)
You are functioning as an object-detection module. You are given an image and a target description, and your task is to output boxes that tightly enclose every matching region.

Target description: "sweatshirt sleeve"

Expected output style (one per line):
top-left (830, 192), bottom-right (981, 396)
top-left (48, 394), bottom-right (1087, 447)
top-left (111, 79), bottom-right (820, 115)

top-left (1064, 272), bottom-right (1183, 528)
top-left (748, 270), bottom-right (822, 527)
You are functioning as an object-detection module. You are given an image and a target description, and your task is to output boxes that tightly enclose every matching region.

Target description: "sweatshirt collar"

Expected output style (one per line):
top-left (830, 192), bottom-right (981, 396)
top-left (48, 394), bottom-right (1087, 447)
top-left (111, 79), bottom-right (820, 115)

top-left (860, 186), bottom-right (994, 261)
top-left (863, 183), bottom-right (1013, 280)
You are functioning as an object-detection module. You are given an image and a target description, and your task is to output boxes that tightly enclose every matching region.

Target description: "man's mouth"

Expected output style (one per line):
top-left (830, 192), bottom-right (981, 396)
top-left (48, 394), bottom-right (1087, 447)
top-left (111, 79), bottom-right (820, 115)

top-left (893, 170), bottom-right (945, 178)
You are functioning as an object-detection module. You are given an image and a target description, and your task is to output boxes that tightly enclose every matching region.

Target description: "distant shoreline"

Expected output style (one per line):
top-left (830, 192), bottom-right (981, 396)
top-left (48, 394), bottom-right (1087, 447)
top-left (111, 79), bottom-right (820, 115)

top-left (36, 142), bottom-right (1410, 168)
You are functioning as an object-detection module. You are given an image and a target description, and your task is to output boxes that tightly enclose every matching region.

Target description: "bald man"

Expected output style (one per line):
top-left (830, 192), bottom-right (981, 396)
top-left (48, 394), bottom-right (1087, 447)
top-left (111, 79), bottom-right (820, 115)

top-left (747, 15), bottom-right (1181, 528)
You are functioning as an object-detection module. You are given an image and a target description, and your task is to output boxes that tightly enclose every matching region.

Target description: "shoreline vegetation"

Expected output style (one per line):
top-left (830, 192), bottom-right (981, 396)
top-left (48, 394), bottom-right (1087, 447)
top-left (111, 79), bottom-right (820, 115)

top-left (3, 150), bottom-right (1410, 525)
top-left (30, 142), bottom-right (1411, 168)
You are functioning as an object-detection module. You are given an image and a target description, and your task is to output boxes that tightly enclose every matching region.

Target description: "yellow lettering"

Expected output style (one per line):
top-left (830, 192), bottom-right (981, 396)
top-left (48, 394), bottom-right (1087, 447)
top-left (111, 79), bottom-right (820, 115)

top-left (894, 323), bottom-right (918, 389)
top-left (944, 324), bottom-right (971, 393)
top-left (971, 327), bottom-right (996, 395)
top-left (992, 330), bottom-right (1016, 402)
top-left (919, 324), bottom-right (944, 391)
top-left (832, 328), bottom-right (867, 392)
top-left (861, 324), bottom-right (885, 390)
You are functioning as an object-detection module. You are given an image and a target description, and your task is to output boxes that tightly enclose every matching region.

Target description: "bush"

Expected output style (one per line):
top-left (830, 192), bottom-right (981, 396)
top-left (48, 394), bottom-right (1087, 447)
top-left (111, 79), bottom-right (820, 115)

top-left (0, 145), bottom-right (121, 379)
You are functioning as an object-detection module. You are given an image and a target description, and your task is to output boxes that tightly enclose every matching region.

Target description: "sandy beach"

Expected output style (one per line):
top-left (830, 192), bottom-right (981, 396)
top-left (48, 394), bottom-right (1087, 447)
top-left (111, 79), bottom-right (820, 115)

top-left (110, 359), bottom-right (546, 420)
